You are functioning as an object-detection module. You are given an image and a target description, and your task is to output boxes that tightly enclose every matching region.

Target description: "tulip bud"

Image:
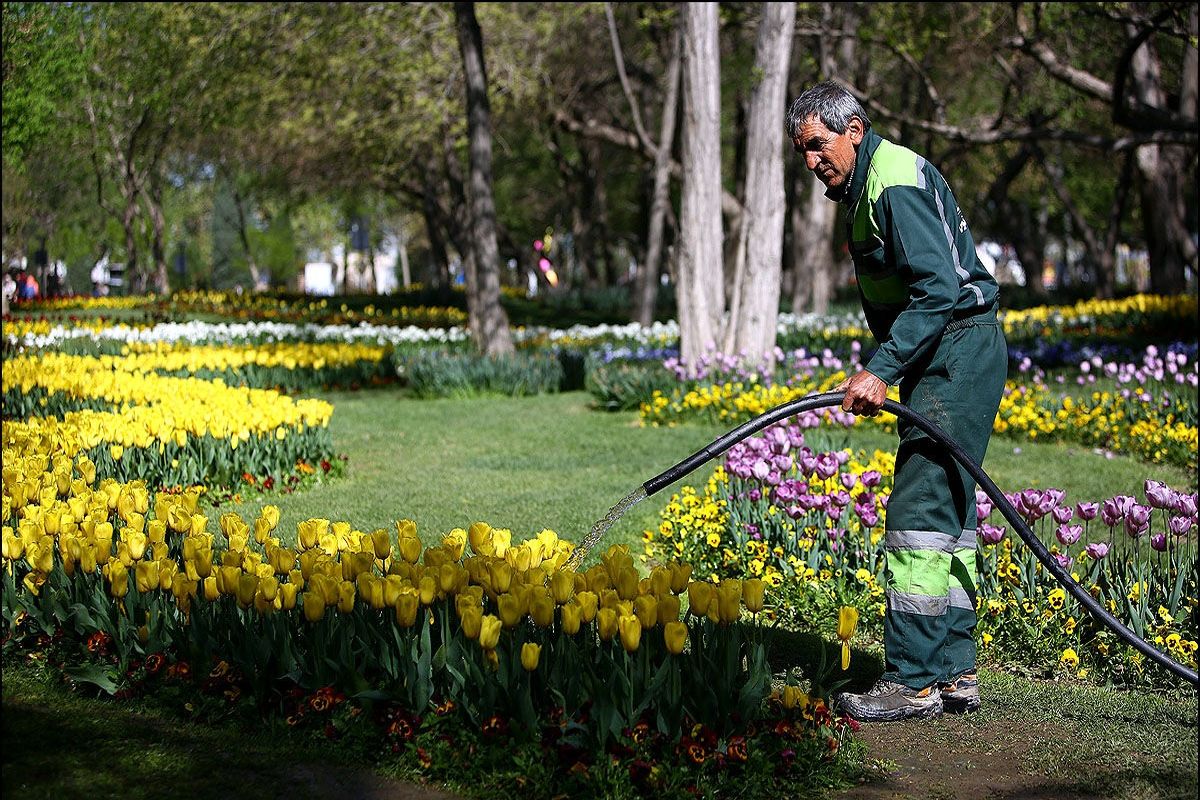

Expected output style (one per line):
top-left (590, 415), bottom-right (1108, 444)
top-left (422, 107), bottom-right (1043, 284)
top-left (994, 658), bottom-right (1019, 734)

top-left (560, 600), bottom-right (582, 635)
top-left (370, 529), bottom-right (392, 560)
top-left (687, 581), bottom-right (714, 617)
top-left (521, 642), bottom-right (542, 671)
top-left (634, 595), bottom-right (658, 630)
top-left (717, 579), bottom-right (742, 623)
top-left (337, 581), bottom-right (356, 613)
top-left (418, 575), bottom-right (438, 605)
top-left (742, 579), bottom-right (765, 613)
top-left (649, 567), bottom-right (671, 596)
top-left (280, 582), bottom-right (298, 611)
top-left (615, 567), bottom-right (639, 601)
top-left (597, 608), bottom-right (618, 641)
top-left (782, 685), bottom-right (807, 710)
top-left (460, 606), bottom-right (483, 640)
top-left (203, 576), bottom-right (219, 602)
top-left (657, 594), bottom-right (681, 626)
top-left (302, 590), bottom-right (325, 622)
top-left (618, 614), bottom-right (642, 652)
top-left (664, 620), bottom-right (688, 654)
top-left (549, 570), bottom-right (574, 604)
top-left (498, 593), bottom-right (524, 629)
top-left (395, 591), bottom-right (420, 627)
top-left (576, 591), bottom-right (599, 623)
top-left (398, 533), bottom-right (422, 565)
top-left (489, 561), bottom-right (514, 594)
top-left (478, 614), bottom-right (502, 650)
top-left (530, 592), bottom-right (555, 628)
top-left (468, 522), bottom-right (494, 556)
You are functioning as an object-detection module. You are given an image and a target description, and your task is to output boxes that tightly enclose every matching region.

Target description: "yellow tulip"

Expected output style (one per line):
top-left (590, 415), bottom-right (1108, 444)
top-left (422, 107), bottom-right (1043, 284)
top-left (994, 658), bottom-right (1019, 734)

top-left (742, 579), bottom-right (765, 613)
top-left (560, 600), bottom-right (582, 635)
top-left (782, 685), bottom-right (808, 710)
top-left (530, 592), bottom-right (555, 628)
top-left (337, 581), bottom-right (356, 613)
top-left (687, 581), bottom-right (715, 617)
top-left (395, 591), bottom-right (420, 627)
top-left (298, 518), bottom-right (329, 551)
top-left (441, 529), bottom-right (466, 561)
top-left (438, 563), bottom-right (459, 594)
top-left (576, 591), bottom-right (599, 623)
top-left (664, 621), bottom-right (688, 655)
top-left (618, 614), bottom-right (642, 652)
top-left (203, 576), bottom-right (219, 602)
top-left (837, 605), bottom-right (859, 670)
top-left (398, 532), bottom-right (423, 564)
top-left (489, 560), bottom-right (514, 594)
top-left (125, 531), bottom-right (147, 561)
top-left (597, 607), bottom-right (618, 641)
top-left (418, 575), bottom-right (438, 605)
top-left (717, 579), bottom-right (742, 623)
top-left (468, 521), bottom-right (494, 556)
top-left (460, 606), bottom-right (483, 640)
top-left (649, 567), bottom-right (671, 596)
top-left (657, 594), bottom-right (681, 626)
top-left (478, 614), bottom-right (502, 650)
top-left (384, 575), bottom-right (406, 607)
top-left (280, 582), bottom-right (298, 611)
top-left (135, 560), bottom-right (160, 594)
top-left (549, 570), bottom-right (574, 604)
top-left (521, 642), bottom-right (542, 671)
top-left (302, 590), bottom-right (325, 622)
top-left (634, 595), bottom-right (658, 630)
top-left (370, 529), bottom-right (392, 560)
top-left (108, 561), bottom-right (129, 598)
top-left (615, 567), bottom-right (639, 601)
top-left (236, 573), bottom-right (260, 608)
top-left (498, 593), bottom-right (524, 628)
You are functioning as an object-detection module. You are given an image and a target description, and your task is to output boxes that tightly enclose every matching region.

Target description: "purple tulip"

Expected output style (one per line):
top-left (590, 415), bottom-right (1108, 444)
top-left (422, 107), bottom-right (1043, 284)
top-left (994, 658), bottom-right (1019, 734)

top-left (1076, 502), bottom-right (1099, 522)
top-left (1168, 515), bottom-right (1195, 536)
top-left (752, 460), bottom-right (771, 481)
top-left (1084, 542), bottom-right (1110, 560)
top-left (1052, 506), bottom-right (1074, 525)
top-left (826, 505), bottom-right (845, 523)
top-left (861, 470), bottom-right (882, 488)
top-left (834, 450), bottom-right (850, 465)
top-left (1175, 493), bottom-right (1198, 518)
top-left (1054, 553), bottom-right (1073, 570)
top-left (1144, 479), bottom-right (1177, 510)
top-left (1101, 495), bottom-right (1135, 527)
top-left (815, 454), bottom-right (839, 480)
top-left (798, 494), bottom-right (822, 512)
top-left (1124, 503), bottom-right (1152, 537)
top-left (748, 488), bottom-right (761, 502)
top-left (1150, 533), bottom-right (1168, 552)
top-left (840, 472), bottom-right (858, 491)
top-left (765, 470), bottom-right (782, 486)
top-left (879, 494), bottom-right (889, 509)
top-left (859, 508), bottom-right (880, 527)
top-left (798, 453), bottom-right (818, 477)
top-left (830, 490), bottom-right (851, 508)
top-left (980, 523), bottom-right (1006, 544)
top-left (785, 504), bottom-right (803, 519)
top-left (1055, 524), bottom-right (1083, 546)
top-left (766, 426), bottom-right (789, 454)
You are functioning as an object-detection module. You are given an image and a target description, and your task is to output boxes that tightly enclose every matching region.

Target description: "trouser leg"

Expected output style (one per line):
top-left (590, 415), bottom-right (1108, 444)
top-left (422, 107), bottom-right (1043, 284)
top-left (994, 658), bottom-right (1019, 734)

top-left (881, 319), bottom-right (1007, 689)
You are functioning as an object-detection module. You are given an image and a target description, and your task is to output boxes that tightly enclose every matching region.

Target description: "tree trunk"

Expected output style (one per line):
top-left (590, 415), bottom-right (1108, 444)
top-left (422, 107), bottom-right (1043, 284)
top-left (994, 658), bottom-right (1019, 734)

top-left (454, 1), bottom-right (513, 355)
top-left (791, 170), bottom-right (838, 313)
top-left (1128, 12), bottom-right (1197, 294)
top-left (678, 2), bottom-right (724, 370)
top-left (633, 26), bottom-right (683, 326)
top-left (723, 2), bottom-right (794, 368)
top-left (143, 178), bottom-right (168, 294)
top-left (121, 186), bottom-right (139, 293)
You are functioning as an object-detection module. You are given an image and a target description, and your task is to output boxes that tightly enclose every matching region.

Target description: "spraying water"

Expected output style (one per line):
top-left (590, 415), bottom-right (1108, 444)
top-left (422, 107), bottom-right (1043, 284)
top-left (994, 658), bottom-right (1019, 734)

top-left (564, 485), bottom-right (648, 571)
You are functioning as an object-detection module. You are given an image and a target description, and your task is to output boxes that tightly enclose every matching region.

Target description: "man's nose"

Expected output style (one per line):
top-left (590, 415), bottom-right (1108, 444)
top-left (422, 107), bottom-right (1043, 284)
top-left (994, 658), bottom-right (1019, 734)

top-left (804, 152), bottom-right (820, 171)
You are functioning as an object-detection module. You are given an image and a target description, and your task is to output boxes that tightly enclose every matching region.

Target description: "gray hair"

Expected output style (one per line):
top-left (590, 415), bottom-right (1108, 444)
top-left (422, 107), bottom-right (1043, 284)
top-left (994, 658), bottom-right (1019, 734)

top-left (785, 80), bottom-right (871, 138)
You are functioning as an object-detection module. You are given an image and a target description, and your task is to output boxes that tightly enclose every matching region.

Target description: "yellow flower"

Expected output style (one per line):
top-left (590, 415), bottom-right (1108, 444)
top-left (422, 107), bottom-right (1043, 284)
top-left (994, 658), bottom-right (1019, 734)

top-left (687, 581), bottom-right (714, 616)
top-left (664, 620), bottom-right (688, 655)
top-left (560, 600), bottom-right (582, 635)
top-left (782, 685), bottom-right (808, 710)
top-left (742, 578), bottom-right (765, 613)
top-left (1060, 648), bottom-right (1080, 669)
top-left (498, 593), bottom-right (524, 629)
top-left (521, 642), bottom-right (542, 671)
top-left (837, 606), bottom-right (859, 670)
top-left (716, 579), bottom-right (741, 623)
top-left (618, 614), bottom-right (642, 652)
top-left (478, 614), bottom-right (502, 650)
top-left (394, 591), bottom-right (420, 627)
top-left (597, 607), bottom-right (618, 641)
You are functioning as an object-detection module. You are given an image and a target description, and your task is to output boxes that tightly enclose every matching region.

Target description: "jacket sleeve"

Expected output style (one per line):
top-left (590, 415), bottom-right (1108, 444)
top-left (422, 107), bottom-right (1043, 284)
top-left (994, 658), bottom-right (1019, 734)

top-left (863, 185), bottom-right (959, 385)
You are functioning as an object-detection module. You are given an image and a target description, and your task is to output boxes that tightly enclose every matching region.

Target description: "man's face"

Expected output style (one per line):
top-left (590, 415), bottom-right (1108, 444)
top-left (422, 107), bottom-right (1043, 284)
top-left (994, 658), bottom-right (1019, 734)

top-left (792, 116), bottom-right (864, 191)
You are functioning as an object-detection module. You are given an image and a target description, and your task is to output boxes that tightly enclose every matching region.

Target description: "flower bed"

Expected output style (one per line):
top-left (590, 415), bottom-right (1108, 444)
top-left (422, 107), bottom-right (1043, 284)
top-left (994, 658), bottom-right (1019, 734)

top-left (1, 461), bottom-right (864, 796)
top-left (641, 421), bottom-right (1198, 685)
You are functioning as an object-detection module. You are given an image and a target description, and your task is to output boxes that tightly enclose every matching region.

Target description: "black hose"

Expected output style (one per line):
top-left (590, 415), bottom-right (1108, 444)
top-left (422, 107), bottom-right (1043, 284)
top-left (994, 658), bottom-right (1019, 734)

top-left (642, 391), bottom-right (1199, 686)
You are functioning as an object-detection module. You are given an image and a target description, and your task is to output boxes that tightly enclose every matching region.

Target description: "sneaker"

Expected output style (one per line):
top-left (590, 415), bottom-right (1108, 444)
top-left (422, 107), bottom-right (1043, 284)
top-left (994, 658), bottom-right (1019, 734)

top-left (939, 672), bottom-right (980, 713)
top-left (834, 679), bottom-right (943, 722)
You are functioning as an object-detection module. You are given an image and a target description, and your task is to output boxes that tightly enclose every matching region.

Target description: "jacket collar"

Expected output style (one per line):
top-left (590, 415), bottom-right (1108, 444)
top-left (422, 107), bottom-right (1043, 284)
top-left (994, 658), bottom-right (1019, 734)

top-left (826, 126), bottom-right (881, 206)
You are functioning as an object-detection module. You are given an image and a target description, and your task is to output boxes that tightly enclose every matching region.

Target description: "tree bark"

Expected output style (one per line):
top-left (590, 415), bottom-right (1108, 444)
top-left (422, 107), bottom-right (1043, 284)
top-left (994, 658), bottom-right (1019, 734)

top-left (454, 1), bottom-right (513, 355)
top-left (633, 25), bottom-right (682, 327)
top-left (678, 2), bottom-right (724, 369)
top-left (724, 2), bottom-right (794, 368)
top-left (1128, 10), bottom-right (1197, 294)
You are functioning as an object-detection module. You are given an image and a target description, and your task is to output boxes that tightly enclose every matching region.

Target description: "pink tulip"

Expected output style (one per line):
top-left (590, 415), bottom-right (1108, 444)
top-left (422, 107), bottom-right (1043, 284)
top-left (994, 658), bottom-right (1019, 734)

top-left (1144, 479), bottom-right (1177, 510)
top-left (1150, 534), bottom-right (1168, 552)
top-left (980, 524), bottom-right (1006, 544)
top-left (1052, 506), bottom-right (1074, 525)
top-left (1055, 524), bottom-right (1083, 546)
top-left (1168, 515), bottom-right (1194, 536)
top-left (1084, 542), bottom-right (1110, 559)
top-left (1075, 502), bottom-right (1099, 522)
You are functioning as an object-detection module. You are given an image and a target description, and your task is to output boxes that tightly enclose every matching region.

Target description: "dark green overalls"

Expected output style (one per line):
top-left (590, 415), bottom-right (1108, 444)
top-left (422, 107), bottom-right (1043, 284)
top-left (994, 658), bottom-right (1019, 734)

top-left (836, 128), bottom-right (1007, 689)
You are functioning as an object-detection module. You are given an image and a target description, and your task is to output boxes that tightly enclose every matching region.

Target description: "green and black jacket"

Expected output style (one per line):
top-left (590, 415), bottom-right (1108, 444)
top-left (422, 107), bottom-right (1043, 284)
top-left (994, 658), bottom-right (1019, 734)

top-left (833, 128), bottom-right (999, 386)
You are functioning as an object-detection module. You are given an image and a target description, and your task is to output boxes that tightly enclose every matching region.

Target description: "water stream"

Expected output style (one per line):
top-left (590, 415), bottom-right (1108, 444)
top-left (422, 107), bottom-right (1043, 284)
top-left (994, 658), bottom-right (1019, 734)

top-left (563, 485), bottom-right (648, 571)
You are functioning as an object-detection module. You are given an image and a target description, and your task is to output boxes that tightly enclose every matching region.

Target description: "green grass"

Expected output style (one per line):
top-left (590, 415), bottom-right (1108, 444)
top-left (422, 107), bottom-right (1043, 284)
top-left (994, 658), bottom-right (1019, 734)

top-left (227, 390), bottom-right (1194, 566)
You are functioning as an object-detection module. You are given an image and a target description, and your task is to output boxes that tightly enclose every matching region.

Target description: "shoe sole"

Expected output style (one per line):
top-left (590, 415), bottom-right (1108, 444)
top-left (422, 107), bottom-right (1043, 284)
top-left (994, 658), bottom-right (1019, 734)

top-left (836, 700), bottom-right (944, 722)
top-left (942, 697), bottom-right (981, 714)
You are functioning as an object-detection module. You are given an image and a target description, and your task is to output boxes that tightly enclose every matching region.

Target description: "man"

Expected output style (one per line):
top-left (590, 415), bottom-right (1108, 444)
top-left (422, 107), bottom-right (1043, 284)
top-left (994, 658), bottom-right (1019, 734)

top-left (786, 81), bottom-right (1007, 721)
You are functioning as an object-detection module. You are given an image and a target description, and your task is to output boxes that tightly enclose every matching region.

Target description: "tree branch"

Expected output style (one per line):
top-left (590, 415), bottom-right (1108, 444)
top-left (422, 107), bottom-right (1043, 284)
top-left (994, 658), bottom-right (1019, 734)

top-left (604, 3), bottom-right (653, 153)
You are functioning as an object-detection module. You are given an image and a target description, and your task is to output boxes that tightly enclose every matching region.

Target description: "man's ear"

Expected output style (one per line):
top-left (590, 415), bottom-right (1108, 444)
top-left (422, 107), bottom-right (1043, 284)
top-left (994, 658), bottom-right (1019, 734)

top-left (848, 116), bottom-right (865, 146)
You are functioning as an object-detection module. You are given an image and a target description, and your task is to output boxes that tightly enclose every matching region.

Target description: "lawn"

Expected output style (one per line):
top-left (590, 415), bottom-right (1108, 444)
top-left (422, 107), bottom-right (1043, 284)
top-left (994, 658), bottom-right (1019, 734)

top-left (228, 389), bottom-right (1195, 562)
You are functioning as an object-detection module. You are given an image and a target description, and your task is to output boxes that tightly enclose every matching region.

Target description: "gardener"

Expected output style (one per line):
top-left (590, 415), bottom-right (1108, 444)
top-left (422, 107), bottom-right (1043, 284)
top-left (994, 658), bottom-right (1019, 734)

top-left (786, 81), bottom-right (1007, 721)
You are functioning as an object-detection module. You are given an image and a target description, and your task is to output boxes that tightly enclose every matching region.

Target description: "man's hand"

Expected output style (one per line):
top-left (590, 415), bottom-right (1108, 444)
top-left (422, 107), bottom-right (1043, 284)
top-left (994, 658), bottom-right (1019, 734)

top-left (836, 370), bottom-right (888, 416)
